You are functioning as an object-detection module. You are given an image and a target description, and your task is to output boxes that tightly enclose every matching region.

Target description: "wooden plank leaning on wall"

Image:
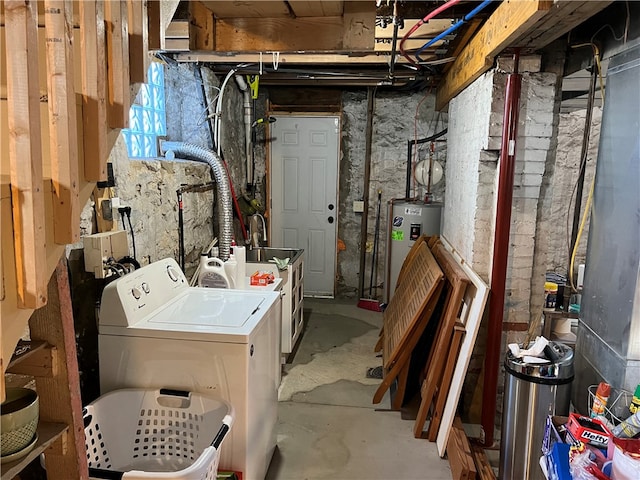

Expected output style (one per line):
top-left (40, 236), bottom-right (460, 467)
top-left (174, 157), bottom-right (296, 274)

top-left (5, 0), bottom-right (48, 309)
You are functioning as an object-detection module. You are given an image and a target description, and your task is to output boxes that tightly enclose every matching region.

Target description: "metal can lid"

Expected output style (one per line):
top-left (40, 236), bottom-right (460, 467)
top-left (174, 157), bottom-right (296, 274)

top-left (504, 341), bottom-right (574, 384)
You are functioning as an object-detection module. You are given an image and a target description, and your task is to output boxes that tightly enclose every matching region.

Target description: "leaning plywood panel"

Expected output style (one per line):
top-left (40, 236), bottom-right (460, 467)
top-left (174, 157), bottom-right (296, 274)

top-left (436, 236), bottom-right (490, 457)
top-left (44, 0), bottom-right (80, 245)
top-left (5, 0), bottom-right (47, 309)
top-left (79, 0), bottom-right (108, 181)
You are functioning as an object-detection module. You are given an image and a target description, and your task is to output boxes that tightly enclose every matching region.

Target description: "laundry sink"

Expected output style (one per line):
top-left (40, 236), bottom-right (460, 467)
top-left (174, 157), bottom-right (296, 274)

top-left (246, 247), bottom-right (303, 265)
top-left (244, 247), bottom-right (305, 357)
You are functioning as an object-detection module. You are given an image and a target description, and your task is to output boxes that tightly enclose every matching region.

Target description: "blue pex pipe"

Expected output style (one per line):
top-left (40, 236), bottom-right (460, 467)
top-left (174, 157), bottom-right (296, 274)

top-left (415, 0), bottom-right (492, 62)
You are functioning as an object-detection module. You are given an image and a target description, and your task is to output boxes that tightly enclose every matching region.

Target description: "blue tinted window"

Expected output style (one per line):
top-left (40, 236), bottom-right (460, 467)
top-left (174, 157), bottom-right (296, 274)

top-left (123, 62), bottom-right (166, 159)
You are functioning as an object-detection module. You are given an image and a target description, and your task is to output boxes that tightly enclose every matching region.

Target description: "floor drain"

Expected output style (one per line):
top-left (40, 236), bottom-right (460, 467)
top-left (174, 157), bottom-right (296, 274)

top-left (366, 366), bottom-right (383, 379)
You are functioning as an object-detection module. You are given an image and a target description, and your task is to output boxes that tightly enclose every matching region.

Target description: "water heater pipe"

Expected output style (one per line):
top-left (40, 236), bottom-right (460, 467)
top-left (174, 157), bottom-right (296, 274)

top-left (358, 88), bottom-right (376, 300)
top-left (235, 75), bottom-right (253, 187)
top-left (481, 50), bottom-right (522, 447)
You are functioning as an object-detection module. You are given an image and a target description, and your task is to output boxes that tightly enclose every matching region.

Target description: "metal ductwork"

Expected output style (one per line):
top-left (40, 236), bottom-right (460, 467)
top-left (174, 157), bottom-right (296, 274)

top-left (160, 142), bottom-right (233, 261)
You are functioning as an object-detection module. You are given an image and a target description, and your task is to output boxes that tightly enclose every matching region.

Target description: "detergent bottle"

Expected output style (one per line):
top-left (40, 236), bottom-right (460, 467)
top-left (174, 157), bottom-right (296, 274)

top-left (198, 254), bottom-right (231, 288)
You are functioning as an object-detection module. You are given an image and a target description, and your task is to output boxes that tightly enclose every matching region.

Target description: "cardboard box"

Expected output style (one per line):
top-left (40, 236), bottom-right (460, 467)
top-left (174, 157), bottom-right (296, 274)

top-left (250, 271), bottom-right (275, 286)
top-left (566, 413), bottom-right (612, 449)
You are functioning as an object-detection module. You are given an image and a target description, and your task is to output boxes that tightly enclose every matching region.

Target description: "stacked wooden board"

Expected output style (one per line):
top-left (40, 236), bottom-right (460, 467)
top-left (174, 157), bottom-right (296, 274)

top-left (373, 235), bottom-right (491, 479)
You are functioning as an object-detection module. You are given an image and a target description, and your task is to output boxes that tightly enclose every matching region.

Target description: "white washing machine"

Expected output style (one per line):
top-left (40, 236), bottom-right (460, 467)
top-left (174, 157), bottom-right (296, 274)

top-left (98, 258), bottom-right (281, 480)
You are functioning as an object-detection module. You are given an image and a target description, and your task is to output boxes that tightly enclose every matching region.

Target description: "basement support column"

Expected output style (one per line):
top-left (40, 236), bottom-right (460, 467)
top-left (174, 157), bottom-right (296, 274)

top-left (482, 50), bottom-right (522, 447)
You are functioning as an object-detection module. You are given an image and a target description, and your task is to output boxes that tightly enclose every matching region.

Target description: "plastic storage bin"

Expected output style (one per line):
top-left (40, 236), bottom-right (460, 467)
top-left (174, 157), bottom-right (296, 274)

top-left (83, 388), bottom-right (233, 480)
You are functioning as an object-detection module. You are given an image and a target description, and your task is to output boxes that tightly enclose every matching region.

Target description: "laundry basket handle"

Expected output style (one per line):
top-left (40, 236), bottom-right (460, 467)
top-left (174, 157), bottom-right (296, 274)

top-left (88, 468), bottom-right (123, 479)
top-left (212, 414), bottom-right (234, 449)
top-left (157, 388), bottom-right (192, 408)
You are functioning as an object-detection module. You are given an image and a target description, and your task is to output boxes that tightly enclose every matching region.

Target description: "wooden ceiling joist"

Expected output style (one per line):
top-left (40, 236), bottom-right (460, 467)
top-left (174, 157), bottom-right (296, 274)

top-left (188, 1), bottom-right (215, 50)
top-left (436, 0), bottom-right (552, 110)
top-left (79, 0), bottom-right (109, 182)
top-left (517, 0), bottom-right (613, 50)
top-left (4, 0), bottom-right (48, 309)
top-left (44, 0), bottom-right (80, 245)
top-left (175, 50), bottom-right (420, 66)
top-left (215, 16), bottom-right (346, 51)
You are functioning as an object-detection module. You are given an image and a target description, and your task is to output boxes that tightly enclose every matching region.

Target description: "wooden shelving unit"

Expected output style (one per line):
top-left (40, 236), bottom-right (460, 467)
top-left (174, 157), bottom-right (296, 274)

top-left (2, 259), bottom-right (88, 479)
top-left (1, 422), bottom-right (68, 480)
top-left (542, 310), bottom-right (579, 345)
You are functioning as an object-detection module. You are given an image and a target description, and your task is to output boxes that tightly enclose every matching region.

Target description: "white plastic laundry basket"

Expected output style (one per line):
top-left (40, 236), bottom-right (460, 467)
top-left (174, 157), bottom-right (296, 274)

top-left (83, 388), bottom-right (233, 480)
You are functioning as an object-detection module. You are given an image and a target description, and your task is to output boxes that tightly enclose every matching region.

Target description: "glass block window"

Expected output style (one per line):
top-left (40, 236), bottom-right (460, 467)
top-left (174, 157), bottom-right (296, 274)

top-left (123, 62), bottom-right (166, 159)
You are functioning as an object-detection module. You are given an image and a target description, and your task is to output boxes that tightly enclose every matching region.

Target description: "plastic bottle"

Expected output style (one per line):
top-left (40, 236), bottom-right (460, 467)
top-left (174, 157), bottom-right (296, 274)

top-left (590, 382), bottom-right (610, 418)
top-left (198, 255), bottom-right (231, 288)
top-left (612, 409), bottom-right (640, 438)
top-left (234, 244), bottom-right (246, 289)
top-left (629, 384), bottom-right (640, 414)
top-left (224, 254), bottom-right (237, 289)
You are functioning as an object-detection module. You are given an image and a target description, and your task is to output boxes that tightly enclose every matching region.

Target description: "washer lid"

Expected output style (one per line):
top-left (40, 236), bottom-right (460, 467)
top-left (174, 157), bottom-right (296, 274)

top-left (112, 288), bottom-right (281, 342)
top-left (148, 289), bottom-right (265, 327)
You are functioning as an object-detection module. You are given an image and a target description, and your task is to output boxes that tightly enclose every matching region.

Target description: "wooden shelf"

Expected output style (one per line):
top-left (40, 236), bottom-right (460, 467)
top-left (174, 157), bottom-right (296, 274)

top-left (542, 310), bottom-right (579, 345)
top-left (1, 422), bottom-right (68, 480)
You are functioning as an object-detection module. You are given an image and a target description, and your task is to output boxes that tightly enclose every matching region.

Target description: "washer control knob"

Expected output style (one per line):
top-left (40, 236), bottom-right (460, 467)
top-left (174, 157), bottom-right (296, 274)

top-left (131, 287), bottom-right (142, 300)
top-left (141, 282), bottom-right (150, 294)
top-left (167, 266), bottom-right (179, 282)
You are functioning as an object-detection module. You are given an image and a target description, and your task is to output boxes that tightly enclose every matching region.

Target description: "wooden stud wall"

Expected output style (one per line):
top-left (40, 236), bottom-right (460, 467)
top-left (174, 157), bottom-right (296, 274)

top-left (79, 0), bottom-right (108, 182)
top-left (44, 0), bottom-right (80, 245)
top-left (2, 0), bottom-right (162, 404)
top-left (5, 0), bottom-right (48, 309)
top-left (104, 0), bottom-right (130, 128)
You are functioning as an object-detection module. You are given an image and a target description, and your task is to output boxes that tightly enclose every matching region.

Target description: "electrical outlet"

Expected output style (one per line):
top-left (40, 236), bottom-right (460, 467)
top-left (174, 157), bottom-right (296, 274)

top-left (353, 200), bottom-right (364, 213)
top-left (101, 199), bottom-right (113, 220)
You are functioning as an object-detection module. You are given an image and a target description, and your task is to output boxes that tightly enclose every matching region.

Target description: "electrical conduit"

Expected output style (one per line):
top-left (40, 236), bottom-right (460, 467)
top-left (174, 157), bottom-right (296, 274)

top-left (160, 142), bottom-right (234, 261)
top-left (481, 51), bottom-right (522, 447)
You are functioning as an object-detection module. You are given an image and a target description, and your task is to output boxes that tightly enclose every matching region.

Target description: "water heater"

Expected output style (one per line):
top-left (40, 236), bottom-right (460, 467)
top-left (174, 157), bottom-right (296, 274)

top-left (384, 199), bottom-right (442, 303)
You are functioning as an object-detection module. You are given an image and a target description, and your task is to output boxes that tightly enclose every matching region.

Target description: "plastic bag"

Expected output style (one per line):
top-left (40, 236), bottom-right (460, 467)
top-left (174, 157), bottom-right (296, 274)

top-left (570, 447), bottom-right (610, 480)
top-left (610, 436), bottom-right (640, 480)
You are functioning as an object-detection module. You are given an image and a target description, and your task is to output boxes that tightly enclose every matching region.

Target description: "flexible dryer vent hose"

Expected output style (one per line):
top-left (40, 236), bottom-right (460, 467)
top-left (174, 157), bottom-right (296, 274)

top-left (160, 142), bottom-right (233, 261)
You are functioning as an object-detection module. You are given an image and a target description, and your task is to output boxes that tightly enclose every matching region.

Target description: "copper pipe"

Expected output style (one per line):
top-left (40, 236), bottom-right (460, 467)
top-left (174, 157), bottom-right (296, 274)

top-left (481, 50), bottom-right (522, 447)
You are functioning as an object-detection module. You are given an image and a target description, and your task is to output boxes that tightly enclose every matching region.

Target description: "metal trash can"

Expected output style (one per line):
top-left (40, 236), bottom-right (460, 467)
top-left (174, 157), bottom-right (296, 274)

top-left (499, 341), bottom-right (574, 480)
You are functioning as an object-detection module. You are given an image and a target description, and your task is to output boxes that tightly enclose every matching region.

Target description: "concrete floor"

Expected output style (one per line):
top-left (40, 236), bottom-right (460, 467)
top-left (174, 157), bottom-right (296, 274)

top-left (266, 298), bottom-right (453, 480)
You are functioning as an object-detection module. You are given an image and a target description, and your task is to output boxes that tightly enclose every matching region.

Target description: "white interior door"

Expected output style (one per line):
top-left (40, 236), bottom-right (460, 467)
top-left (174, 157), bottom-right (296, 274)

top-left (270, 116), bottom-right (339, 297)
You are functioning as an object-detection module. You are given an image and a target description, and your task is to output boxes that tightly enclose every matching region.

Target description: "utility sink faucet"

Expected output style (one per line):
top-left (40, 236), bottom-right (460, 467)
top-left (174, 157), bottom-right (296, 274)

top-left (250, 213), bottom-right (267, 249)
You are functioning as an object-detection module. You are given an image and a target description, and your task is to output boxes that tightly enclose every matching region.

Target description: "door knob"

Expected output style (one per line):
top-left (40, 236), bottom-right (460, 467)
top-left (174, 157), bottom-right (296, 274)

top-left (328, 204), bottom-right (335, 210)
top-left (328, 216), bottom-right (334, 224)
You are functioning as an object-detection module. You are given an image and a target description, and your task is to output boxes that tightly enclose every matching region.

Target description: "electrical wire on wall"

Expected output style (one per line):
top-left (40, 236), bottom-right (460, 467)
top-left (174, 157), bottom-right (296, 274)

top-left (565, 38), bottom-right (613, 292)
top-left (412, 87), bottom-right (433, 197)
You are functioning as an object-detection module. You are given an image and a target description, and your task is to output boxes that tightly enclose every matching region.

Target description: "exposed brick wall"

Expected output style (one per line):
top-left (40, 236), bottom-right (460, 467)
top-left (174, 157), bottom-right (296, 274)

top-left (444, 68), bottom-right (558, 423)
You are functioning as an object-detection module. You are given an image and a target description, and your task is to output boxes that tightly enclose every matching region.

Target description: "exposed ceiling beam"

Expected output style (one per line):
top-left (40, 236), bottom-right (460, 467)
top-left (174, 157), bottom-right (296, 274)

top-left (436, 0), bottom-right (552, 110)
top-left (517, 1), bottom-right (613, 50)
top-left (174, 50), bottom-right (416, 66)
